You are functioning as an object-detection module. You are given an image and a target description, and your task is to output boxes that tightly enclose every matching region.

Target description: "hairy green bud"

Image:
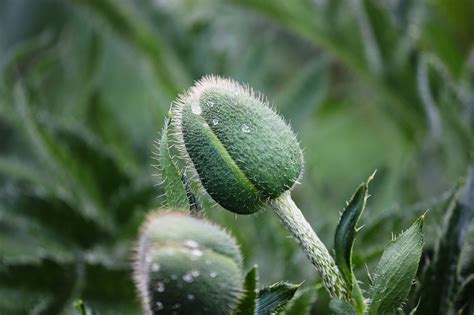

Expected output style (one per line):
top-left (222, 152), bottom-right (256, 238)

top-left (134, 212), bottom-right (243, 315)
top-left (172, 76), bottom-right (303, 214)
top-left (169, 76), bottom-right (349, 301)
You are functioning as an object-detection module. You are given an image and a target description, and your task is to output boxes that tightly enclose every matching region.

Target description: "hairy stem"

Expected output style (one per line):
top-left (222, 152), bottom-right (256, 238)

top-left (269, 192), bottom-right (350, 301)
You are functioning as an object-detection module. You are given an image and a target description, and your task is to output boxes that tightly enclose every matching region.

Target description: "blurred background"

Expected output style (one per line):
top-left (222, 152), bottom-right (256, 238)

top-left (0, 0), bottom-right (472, 314)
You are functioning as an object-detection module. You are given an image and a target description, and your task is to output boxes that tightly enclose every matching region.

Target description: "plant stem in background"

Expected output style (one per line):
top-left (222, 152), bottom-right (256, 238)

top-left (269, 192), bottom-right (349, 301)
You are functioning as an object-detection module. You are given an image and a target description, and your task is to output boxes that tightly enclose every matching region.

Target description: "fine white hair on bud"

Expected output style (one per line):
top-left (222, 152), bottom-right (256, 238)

top-left (133, 211), bottom-right (243, 315)
top-left (164, 76), bottom-right (349, 301)
top-left (170, 75), bottom-right (304, 215)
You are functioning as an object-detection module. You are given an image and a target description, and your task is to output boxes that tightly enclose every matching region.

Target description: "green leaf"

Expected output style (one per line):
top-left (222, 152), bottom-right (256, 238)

top-left (367, 215), bottom-right (425, 315)
top-left (334, 173), bottom-right (373, 313)
top-left (72, 0), bottom-right (190, 95)
top-left (235, 265), bottom-right (258, 315)
top-left (256, 282), bottom-right (299, 315)
top-left (156, 117), bottom-right (189, 209)
top-left (282, 288), bottom-right (316, 315)
top-left (418, 180), bottom-right (474, 314)
top-left (329, 299), bottom-right (357, 315)
top-left (13, 85), bottom-right (117, 233)
top-left (334, 173), bottom-right (373, 289)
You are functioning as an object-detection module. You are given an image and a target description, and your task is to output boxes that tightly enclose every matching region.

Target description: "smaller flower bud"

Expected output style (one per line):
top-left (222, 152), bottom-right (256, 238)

top-left (134, 212), bottom-right (243, 315)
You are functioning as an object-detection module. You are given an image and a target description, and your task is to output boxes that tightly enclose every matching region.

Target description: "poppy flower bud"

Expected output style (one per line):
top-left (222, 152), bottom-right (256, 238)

top-left (169, 76), bottom-right (348, 301)
top-left (172, 76), bottom-right (303, 214)
top-left (134, 212), bottom-right (243, 314)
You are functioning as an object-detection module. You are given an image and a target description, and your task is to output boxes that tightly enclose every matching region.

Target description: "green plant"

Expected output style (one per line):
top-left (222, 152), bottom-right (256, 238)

top-left (0, 0), bottom-right (472, 314)
top-left (157, 76), bottom-right (426, 313)
top-left (171, 76), bottom-right (347, 300)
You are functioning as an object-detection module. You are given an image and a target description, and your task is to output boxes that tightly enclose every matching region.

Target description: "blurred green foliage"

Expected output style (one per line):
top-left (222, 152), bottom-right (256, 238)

top-left (0, 0), bottom-right (472, 313)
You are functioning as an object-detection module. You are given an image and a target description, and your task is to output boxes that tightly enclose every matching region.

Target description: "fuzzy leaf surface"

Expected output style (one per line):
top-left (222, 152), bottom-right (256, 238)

top-left (329, 299), bottom-right (356, 315)
top-left (367, 215), bottom-right (424, 315)
top-left (158, 118), bottom-right (189, 209)
top-left (256, 282), bottom-right (299, 315)
top-left (334, 175), bottom-right (371, 289)
top-left (418, 177), bottom-right (474, 314)
top-left (234, 265), bottom-right (258, 315)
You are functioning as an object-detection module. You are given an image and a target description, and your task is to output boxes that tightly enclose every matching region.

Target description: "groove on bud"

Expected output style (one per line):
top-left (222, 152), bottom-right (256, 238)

top-left (172, 76), bottom-right (303, 214)
top-left (134, 212), bottom-right (244, 314)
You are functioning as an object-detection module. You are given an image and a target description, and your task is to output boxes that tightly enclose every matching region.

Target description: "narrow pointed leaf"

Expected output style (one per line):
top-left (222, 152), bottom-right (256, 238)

top-left (234, 265), bottom-right (258, 315)
top-left (158, 118), bottom-right (189, 209)
top-left (367, 215), bottom-right (425, 315)
top-left (418, 181), bottom-right (474, 314)
top-left (13, 85), bottom-right (115, 232)
top-left (256, 282), bottom-right (299, 315)
top-left (334, 173), bottom-right (372, 289)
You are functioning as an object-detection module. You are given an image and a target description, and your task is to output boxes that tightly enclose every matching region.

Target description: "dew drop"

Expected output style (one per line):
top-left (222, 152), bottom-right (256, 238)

top-left (191, 100), bottom-right (202, 115)
top-left (191, 249), bottom-right (203, 257)
top-left (207, 101), bottom-right (214, 108)
top-left (183, 272), bottom-right (194, 283)
top-left (155, 301), bottom-right (164, 310)
top-left (191, 269), bottom-right (200, 277)
top-left (172, 303), bottom-right (181, 310)
top-left (170, 274), bottom-right (178, 280)
top-left (240, 124), bottom-right (251, 133)
top-left (151, 263), bottom-right (161, 272)
top-left (145, 255), bottom-right (152, 263)
top-left (210, 272), bottom-right (218, 278)
top-left (212, 119), bottom-right (219, 126)
top-left (187, 294), bottom-right (195, 301)
top-left (156, 281), bottom-right (165, 293)
top-left (183, 239), bottom-right (199, 249)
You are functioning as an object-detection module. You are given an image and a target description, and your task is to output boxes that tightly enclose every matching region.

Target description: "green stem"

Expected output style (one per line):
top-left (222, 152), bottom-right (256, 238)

top-left (268, 192), bottom-right (350, 301)
top-left (352, 275), bottom-right (366, 314)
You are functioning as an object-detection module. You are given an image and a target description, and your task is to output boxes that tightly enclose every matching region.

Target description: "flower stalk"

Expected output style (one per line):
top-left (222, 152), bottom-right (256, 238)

top-left (269, 192), bottom-right (349, 301)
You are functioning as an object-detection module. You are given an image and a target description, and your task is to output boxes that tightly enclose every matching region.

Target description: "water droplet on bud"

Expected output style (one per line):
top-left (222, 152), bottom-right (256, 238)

top-left (191, 100), bottom-right (202, 115)
top-left (183, 272), bottom-right (194, 283)
top-left (156, 281), bottom-right (165, 292)
top-left (183, 239), bottom-right (199, 249)
top-left (155, 301), bottom-right (164, 310)
top-left (151, 263), bottom-right (161, 272)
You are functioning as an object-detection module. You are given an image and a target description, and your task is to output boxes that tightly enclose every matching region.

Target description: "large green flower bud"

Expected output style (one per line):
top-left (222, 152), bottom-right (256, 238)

top-left (169, 76), bottom-right (349, 301)
top-left (134, 212), bottom-right (243, 314)
top-left (172, 76), bottom-right (303, 214)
